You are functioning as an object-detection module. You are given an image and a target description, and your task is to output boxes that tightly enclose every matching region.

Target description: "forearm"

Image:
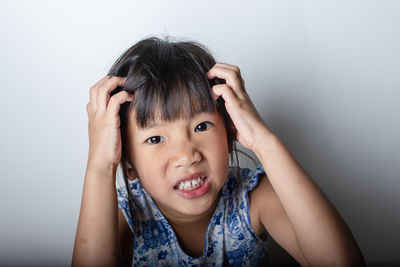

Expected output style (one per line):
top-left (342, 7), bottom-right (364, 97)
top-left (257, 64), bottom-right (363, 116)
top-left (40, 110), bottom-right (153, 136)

top-left (253, 129), bottom-right (365, 266)
top-left (72, 162), bottom-right (120, 267)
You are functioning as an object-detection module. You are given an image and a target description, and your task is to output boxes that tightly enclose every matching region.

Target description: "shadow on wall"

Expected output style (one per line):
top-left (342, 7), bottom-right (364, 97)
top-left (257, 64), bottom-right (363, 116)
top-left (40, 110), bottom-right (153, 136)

top-left (268, 235), bottom-right (301, 266)
top-left (368, 264), bottom-right (400, 267)
top-left (253, 78), bottom-right (400, 265)
top-left (267, 236), bottom-right (400, 267)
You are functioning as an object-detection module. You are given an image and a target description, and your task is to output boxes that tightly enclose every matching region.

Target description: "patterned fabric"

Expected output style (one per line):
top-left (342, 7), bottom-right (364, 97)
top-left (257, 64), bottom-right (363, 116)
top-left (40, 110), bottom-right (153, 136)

top-left (116, 165), bottom-right (269, 266)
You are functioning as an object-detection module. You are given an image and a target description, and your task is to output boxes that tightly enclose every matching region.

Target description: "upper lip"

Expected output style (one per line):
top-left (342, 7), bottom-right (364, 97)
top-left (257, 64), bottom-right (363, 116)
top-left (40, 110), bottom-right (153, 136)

top-left (174, 172), bottom-right (207, 187)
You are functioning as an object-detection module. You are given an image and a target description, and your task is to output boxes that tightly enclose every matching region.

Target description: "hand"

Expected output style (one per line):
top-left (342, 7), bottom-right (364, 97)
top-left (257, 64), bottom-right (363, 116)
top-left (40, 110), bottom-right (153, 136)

top-left (86, 76), bottom-right (133, 171)
top-left (207, 63), bottom-right (272, 151)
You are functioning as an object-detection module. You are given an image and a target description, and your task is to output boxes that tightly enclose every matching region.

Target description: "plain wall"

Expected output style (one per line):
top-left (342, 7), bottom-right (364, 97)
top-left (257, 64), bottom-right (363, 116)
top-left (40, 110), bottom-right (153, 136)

top-left (0, 0), bottom-right (399, 265)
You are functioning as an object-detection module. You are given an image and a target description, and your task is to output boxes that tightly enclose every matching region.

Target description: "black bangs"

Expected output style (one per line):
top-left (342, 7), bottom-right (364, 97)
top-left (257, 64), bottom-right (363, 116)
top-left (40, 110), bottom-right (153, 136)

top-left (132, 73), bottom-right (216, 129)
top-left (125, 61), bottom-right (215, 128)
top-left (112, 38), bottom-right (218, 129)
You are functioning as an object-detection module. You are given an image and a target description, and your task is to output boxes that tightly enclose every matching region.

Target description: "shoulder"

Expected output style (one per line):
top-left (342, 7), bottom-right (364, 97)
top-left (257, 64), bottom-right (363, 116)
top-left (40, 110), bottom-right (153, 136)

top-left (248, 171), bottom-right (291, 233)
top-left (228, 165), bottom-right (265, 193)
top-left (226, 165), bottom-right (268, 236)
top-left (249, 170), bottom-right (291, 235)
top-left (248, 172), bottom-right (272, 236)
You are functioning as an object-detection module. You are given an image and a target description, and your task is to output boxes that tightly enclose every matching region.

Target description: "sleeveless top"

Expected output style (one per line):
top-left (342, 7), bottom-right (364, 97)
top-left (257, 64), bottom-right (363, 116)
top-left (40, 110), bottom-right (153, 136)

top-left (116, 165), bottom-right (269, 266)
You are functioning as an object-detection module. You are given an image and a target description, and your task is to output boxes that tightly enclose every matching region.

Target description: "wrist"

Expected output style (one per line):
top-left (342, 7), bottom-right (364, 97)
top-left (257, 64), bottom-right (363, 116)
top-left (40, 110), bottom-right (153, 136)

top-left (86, 159), bottom-right (118, 178)
top-left (251, 129), bottom-right (281, 159)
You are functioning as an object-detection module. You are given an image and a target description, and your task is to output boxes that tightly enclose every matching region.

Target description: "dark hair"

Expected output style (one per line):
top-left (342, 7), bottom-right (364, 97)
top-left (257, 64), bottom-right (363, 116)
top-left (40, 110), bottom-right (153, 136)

top-left (107, 36), bottom-right (246, 226)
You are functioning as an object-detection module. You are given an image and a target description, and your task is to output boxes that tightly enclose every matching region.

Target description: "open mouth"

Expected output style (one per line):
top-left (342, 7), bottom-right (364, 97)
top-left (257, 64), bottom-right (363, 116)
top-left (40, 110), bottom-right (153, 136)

top-left (174, 175), bottom-right (207, 191)
top-left (174, 176), bottom-right (210, 199)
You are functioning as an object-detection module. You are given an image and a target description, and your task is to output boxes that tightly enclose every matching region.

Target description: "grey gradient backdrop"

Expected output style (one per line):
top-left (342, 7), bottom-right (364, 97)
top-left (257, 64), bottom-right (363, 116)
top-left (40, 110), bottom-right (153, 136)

top-left (0, 0), bottom-right (399, 266)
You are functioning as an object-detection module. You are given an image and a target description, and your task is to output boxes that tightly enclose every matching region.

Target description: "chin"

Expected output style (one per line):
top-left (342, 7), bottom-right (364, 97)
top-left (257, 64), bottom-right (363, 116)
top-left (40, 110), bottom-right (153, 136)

top-left (177, 192), bottom-right (219, 216)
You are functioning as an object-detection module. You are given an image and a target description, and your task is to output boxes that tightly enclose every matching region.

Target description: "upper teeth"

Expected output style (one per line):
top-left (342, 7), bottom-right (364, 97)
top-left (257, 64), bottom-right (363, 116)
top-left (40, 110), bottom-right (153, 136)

top-left (178, 176), bottom-right (206, 191)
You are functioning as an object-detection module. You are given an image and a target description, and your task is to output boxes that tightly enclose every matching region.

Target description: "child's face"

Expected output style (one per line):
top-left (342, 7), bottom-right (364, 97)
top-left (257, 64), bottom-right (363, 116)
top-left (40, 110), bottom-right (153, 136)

top-left (126, 108), bottom-right (230, 219)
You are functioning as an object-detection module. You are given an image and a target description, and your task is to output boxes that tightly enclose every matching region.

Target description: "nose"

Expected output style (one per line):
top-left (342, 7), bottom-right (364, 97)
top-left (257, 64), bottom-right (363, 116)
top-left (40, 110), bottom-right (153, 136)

top-left (172, 139), bottom-right (202, 168)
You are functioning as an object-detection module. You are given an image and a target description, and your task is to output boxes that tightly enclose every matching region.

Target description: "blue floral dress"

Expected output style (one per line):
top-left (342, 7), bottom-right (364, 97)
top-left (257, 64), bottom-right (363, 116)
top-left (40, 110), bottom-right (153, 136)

top-left (116, 165), bottom-right (269, 266)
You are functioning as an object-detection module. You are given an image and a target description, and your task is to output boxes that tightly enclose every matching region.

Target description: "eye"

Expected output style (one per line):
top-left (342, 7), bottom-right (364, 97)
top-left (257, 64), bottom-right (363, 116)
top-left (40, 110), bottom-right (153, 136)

top-left (145, 136), bottom-right (165, 144)
top-left (195, 121), bottom-right (212, 132)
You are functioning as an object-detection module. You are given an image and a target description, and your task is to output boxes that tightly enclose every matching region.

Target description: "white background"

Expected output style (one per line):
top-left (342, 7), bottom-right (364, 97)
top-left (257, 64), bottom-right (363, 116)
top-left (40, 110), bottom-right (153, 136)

top-left (0, 0), bottom-right (399, 265)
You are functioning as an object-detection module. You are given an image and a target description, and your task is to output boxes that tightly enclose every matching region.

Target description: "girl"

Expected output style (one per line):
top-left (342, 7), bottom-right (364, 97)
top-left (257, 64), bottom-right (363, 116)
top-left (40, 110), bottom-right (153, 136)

top-left (72, 37), bottom-right (365, 266)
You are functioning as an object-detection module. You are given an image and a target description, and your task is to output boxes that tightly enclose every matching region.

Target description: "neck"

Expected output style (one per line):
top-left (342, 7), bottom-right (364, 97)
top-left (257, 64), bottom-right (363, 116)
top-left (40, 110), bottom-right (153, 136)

top-left (155, 193), bottom-right (220, 229)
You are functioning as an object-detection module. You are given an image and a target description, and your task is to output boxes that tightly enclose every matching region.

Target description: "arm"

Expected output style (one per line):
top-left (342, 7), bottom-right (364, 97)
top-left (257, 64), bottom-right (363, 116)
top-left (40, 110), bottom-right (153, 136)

top-left (118, 202), bottom-right (134, 265)
top-left (250, 173), bottom-right (309, 265)
top-left (207, 63), bottom-right (365, 266)
top-left (72, 163), bottom-right (121, 267)
top-left (73, 76), bottom-right (134, 266)
top-left (253, 131), bottom-right (366, 266)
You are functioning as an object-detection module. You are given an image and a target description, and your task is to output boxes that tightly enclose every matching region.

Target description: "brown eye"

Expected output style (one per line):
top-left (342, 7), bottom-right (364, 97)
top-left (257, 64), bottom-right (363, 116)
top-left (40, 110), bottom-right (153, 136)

top-left (195, 121), bottom-right (212, 132)
top-left (145, 136), bottom-right (165, 144)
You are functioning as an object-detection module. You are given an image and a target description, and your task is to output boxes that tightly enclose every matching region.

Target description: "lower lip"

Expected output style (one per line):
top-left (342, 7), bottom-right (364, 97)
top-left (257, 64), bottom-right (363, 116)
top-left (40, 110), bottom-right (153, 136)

top-left (175, 177), bottom-right (210, 199)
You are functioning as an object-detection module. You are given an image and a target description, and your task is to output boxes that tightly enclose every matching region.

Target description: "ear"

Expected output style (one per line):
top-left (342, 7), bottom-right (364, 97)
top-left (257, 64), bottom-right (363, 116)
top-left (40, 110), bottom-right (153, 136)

top-left (121, 157), bottom-right (137, 181)
top-left (126, 165), bottom-right (137, 181)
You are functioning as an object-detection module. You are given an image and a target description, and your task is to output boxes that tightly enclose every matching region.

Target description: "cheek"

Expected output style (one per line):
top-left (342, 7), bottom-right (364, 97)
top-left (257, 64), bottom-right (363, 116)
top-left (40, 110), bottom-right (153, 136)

top-left (130, 146), bottom-right (169, 192)
top-left (132, 148), bottom-right (162, 178)
top-left (203, 127), bottom-right (230, 171)
top-left (214, 124), bottom-right (230, 156)
top-left (207, 138), bottom-right (228, 161)
top-left (134, 163), bottom-right (168, 201)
